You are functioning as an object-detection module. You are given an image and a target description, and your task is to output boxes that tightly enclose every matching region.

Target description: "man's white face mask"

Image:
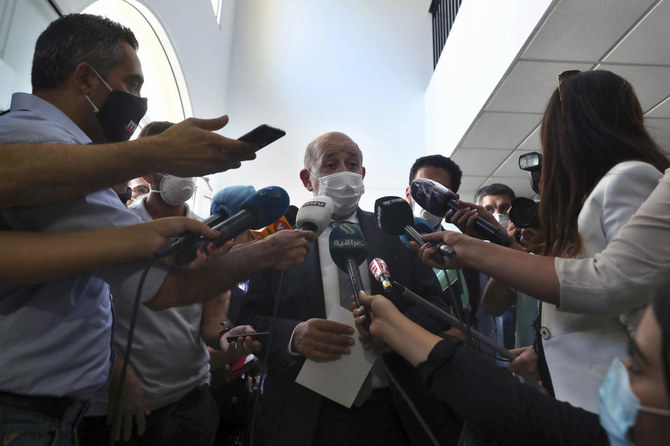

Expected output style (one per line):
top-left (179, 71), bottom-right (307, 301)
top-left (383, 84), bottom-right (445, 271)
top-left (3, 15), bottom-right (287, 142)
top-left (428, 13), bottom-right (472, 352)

top-left (151, 175), bottom-right (196, 206)
top-left (312, 171), bottom-right (365, 218)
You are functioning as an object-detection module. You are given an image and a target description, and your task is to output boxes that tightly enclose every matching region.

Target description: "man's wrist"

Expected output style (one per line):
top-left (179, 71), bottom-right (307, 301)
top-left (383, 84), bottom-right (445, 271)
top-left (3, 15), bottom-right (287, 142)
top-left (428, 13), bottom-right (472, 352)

top-left (217, 320), bottom-right (234, 349)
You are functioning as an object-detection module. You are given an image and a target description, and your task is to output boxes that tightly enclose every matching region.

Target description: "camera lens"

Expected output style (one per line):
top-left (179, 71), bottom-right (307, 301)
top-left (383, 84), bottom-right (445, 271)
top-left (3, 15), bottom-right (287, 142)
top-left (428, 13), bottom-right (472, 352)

top-left (509, 197), bottom-right (539, 228)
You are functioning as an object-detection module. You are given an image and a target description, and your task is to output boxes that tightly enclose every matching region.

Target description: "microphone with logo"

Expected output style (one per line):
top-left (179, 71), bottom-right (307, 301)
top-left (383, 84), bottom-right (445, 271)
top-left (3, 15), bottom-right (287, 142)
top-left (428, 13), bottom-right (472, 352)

top-left (155, 186), bottom-right (290, 265)
top-left (374, 196), bottom-right (455, 261)
top-left (295, 196), bottom-right (334, 237)
top-left (410, 178), bottom-right (514, 247)
top-left (369, 257), bottom-right (516, 361)
top-left (328, 222), bottom-right (369, 308)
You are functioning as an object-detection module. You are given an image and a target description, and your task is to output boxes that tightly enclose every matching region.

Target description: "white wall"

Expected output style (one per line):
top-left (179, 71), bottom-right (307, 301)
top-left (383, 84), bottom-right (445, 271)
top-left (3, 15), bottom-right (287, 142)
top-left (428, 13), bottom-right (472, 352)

top-left (0, 0), bottom-right (58, 109)
top-left (211, 0), bottom-right (433, 212)
top-left (424, 0), bottom-right (553, 157)
top-left (56, 0), bottom-right (237, 120)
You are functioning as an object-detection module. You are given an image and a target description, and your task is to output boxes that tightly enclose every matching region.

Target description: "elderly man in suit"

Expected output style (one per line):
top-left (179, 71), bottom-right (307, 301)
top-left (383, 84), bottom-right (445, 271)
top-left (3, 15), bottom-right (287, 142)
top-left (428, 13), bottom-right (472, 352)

top-left (239, 132), bottom-right (459, 446)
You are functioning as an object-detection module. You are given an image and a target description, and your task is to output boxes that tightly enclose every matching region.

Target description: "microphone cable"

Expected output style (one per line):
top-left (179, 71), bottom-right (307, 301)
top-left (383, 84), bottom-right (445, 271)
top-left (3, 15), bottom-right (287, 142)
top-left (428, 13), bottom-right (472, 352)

top-left (438, 254), bottom-right (474, 346)
top-left (248, 270), bottom-right (285, 446)
top-left (371, 342), bottom-right (440, 446)
top-left (109, 255), bottom-right (158, 446)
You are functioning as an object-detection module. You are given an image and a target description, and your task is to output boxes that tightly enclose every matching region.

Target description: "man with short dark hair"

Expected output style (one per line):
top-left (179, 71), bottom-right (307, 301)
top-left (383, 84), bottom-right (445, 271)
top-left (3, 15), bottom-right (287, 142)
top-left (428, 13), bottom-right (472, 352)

top-left (474, 183), bottom-right (518, 351)
top-left (0, 14), bottom-right (310, 444)
top-left (406, 155), bottom-right (462, 230)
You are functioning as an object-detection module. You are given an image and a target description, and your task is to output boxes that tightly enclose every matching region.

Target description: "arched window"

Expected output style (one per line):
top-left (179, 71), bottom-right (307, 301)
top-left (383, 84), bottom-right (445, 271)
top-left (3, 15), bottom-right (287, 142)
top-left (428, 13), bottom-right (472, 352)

top-left (83, 0), bottom-right (192, 129)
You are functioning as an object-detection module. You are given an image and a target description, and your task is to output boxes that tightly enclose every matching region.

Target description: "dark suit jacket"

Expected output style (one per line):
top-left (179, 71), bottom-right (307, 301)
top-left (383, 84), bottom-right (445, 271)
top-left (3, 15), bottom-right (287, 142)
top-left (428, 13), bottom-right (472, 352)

top-left (239, 209), bottom-right (460, 445)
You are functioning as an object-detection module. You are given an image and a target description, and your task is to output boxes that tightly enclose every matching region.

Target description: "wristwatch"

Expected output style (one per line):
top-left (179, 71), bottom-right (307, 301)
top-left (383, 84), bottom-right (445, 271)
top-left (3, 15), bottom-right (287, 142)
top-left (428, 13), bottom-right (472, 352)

top-left (217, 320), bottom-right (235, 347)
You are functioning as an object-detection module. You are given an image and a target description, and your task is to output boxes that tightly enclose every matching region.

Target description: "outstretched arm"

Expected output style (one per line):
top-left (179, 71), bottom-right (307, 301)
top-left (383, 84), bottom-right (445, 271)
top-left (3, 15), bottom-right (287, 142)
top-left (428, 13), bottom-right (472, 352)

top-left (417, 232), bottom-right (560, 305)
top-left (0, 115), bottom-right (257, 208)
top-left (0, 217), bottom-right (221, 286)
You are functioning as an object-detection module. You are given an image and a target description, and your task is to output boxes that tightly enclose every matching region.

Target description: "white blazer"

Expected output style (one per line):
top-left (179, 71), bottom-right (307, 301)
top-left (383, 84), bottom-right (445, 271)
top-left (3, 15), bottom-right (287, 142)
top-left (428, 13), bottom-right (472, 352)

top-left (541, 161), bottom-right (663, 413)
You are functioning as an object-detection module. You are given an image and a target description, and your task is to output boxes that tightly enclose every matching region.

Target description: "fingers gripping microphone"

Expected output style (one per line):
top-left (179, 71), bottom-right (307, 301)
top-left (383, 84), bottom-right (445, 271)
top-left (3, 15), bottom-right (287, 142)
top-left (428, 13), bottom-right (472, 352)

top-left (374, 259), bottom-right (516, 361)
top-left (167, 186), bottom-right (290, 265)
top-left (369, 258), bottom-right (392, 294)
top-left (410, 179), bottom-right (514, 247)
top-left (154, 203), bottom-right (234, 260)
top-left (295, 196), bottom-right (334, 237)
top-left (374, 196), bottom-right (454, 259)
top-left (328, 222), bottom-right (369, 307)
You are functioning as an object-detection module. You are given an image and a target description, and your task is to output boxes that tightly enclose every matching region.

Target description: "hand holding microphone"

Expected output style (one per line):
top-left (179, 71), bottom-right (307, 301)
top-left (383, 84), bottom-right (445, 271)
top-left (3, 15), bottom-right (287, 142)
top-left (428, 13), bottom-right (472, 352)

top-left (374, 196), bottom-right (455, 263)
top-left (411, 178), bottom-right (513, 246)
top-left (156, 185), bottom-right (290, 264)
top-left (366, 258), bottom-right (516, 361)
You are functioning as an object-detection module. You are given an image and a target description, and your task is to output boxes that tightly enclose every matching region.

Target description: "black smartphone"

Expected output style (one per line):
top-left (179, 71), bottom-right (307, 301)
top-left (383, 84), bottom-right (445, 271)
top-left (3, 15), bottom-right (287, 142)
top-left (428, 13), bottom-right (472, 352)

top-left (227, 332), bottom-right (270, 343)
top-left (237, 125), bottom-right (286, 150)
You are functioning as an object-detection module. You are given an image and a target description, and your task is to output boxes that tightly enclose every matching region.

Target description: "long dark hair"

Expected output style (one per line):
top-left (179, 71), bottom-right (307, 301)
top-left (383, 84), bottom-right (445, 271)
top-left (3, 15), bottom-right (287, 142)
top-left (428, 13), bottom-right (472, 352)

top-left (539, 70), bottom-right (669, 257)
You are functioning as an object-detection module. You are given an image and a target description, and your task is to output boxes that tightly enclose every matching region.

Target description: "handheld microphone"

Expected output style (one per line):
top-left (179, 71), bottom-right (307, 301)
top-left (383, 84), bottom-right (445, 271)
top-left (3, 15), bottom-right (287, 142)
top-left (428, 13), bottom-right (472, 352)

top-left (372, 259), bottom-right (515, 361)
top-left (328, 222), bottom-right (368, 307)
top-left (154, 210), bottom-right (231, 259)
top-left (410, 179), bottom-right (514, 247)
top-left (295, 196), bottom-right (334, 237)
top-left (165, 186), bottom-right (290, 265)
top-left (374, 196), bottom-right (454, 260)
top-left (369, 258), bottom-right (392, 294)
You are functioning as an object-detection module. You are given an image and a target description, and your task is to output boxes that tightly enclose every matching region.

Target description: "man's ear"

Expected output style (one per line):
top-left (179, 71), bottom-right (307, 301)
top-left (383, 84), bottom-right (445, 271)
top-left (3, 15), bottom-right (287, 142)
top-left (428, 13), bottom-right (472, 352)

top-left (299, 169), bottom-right (313, 191)
top-left (361, 166), bottom-right (366, 179)
top-left (144, 175), bottom-right (156, 188)
top-left (72, 62), bottom-right (96, 95)
top-left (405, 185), bottom-right (411, 203)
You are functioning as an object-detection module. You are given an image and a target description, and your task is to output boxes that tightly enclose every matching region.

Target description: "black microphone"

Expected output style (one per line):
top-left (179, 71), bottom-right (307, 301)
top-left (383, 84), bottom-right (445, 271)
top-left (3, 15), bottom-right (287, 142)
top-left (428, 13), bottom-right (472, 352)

top-left (158, 186), bottom-right (290, 265)
top-left (154, 209), bottom-right (232, 260)
top-left (410, 178), bottom-right (514, 247)
top-left (328, 222), bottom-right (369, 307)
top-left (374, 196), bottom-right (455, 260)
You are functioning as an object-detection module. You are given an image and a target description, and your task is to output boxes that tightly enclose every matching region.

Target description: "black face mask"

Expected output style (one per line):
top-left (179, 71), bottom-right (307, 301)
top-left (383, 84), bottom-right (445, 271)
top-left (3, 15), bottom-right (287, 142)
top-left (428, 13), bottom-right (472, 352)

top-left (118, 186), bottom-right (132, 204)
top-left (97, 90), bottom-right (148, 142)
top-left (85, 67), bottom-right (148, 142)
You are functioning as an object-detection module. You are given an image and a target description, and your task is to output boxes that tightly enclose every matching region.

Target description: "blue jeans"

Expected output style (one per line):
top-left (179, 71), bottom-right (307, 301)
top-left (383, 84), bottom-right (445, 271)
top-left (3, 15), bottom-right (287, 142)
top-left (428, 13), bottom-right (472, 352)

top-left (0, 403), bottom-right (78, 446)
top-left (79, 383), bottom-right (218, 446)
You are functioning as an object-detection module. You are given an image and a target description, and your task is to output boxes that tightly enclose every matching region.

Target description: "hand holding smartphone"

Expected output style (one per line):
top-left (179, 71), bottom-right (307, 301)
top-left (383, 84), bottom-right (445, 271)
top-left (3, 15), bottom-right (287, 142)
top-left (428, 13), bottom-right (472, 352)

top-left (227, 332), bottom-right (270, 344)
top-left (237, 125), bottom-right (285, 150)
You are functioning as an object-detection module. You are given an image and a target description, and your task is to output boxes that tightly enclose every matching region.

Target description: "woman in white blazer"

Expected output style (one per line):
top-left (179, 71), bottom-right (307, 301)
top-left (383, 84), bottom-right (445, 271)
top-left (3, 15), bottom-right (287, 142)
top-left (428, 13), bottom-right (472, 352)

top-left (422, 70), bottom-right (670, 413)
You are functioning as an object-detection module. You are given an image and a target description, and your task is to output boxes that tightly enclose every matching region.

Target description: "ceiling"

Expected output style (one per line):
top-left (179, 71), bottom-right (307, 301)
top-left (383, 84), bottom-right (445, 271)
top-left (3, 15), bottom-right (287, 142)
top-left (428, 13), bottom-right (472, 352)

top-left (450, 0), bottom-right (670, 200)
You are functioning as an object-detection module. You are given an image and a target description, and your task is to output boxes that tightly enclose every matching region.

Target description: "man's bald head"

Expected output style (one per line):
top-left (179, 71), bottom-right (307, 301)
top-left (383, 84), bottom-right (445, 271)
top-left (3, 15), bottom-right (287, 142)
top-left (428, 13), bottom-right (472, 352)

top-left (303, 132), bottom-right (363, 172)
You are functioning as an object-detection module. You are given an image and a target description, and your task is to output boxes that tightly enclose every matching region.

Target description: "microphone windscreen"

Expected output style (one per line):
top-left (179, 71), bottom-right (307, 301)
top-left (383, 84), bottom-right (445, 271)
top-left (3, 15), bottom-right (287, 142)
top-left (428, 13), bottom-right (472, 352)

top-left (328, 222), bottom-right (369, 271)
top-left (210, 185), bottom-right (256, 216)
top-left (374, 196), bottom-right (413, 235)
top-left (410, 178), bottom-right (458, 216)
top-left (240, 186), bottom-right (290, 229)
top-left (369, 258), bottom-right (390, 282)
top-left (295, 196), bottom-right (333, 236)
top-left (413, 216), bottom-right (435, 234)
top-left (284, 205), bottom-right (299, 227)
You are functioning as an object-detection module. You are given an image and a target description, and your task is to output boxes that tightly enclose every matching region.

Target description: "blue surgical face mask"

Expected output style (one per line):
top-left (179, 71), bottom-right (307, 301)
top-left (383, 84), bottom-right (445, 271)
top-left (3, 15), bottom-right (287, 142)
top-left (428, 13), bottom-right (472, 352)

top-left (598, 357), bottom-right (670, 446)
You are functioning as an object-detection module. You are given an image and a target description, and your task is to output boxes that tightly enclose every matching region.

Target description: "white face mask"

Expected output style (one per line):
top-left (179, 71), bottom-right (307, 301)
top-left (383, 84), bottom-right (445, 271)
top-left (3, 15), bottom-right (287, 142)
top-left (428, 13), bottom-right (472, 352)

top-left (314, 171), bottom-right (365, 218)
top-left (411, 200), bottom-right (443, 229)
top-left (492, 212), bottom-right (510, 230)
top-left (151, 175), bottom-right (196, 206)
